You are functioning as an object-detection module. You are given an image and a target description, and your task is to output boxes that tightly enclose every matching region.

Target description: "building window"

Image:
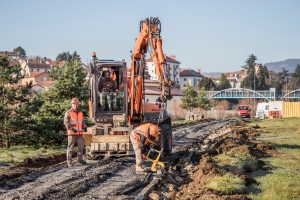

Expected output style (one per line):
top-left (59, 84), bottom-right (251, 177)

top-left (43, 77), bottom-right (47, 81)
top-left (44, 69), bottom-right (47, 72)
top-left (37, 69), bottom-right (39, 72)
top-left (30, 69), bottom-right (33, 72)
top-left (184, 78), bottom-right (186, 81)
top-left (152, 70), bottom-right (153, 73)
top-left (146, 99), bottom-right (149, 102)
top-left (184, 84), bottom-right (186, 87)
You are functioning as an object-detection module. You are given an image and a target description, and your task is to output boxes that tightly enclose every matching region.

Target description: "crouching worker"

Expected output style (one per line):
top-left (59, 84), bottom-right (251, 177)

top-left (64, 98), bottom-right (88, 167)
top-left (130, 123), bottom-right (159, 174)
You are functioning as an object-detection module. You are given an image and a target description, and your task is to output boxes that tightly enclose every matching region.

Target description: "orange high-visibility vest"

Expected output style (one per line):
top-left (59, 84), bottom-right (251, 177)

top-left (67, 110), bottom-right (84, 135)
top-left (130, 123), bottom-right (152, 147)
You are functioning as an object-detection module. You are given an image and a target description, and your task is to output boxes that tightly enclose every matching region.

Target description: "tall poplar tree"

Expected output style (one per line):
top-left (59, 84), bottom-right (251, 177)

top-left (218, 73), bottom-right (232, 90)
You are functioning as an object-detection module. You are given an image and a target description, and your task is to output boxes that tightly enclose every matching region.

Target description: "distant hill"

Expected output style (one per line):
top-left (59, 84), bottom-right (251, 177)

top-left (201, 72), bottom-right (222, 78)
top-left (264, 59), bottom-right (300, 73)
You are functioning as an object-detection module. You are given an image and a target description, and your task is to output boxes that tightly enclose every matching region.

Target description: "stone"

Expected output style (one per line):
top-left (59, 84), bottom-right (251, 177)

top-left (22, 176), bottom-right (33, 182)
top-left (175, 176), bottom-right (184, 183)
top-left (148, 191), bottom-right (160, 200)
top-left (166, 183), bottom-right (174, 191)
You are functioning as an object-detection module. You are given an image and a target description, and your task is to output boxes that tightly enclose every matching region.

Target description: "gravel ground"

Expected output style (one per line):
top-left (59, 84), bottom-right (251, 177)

top-left (0, 119), bottom-right (236, 200)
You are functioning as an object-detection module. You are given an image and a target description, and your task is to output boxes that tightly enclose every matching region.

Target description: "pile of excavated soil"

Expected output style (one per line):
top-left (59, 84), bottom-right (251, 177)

top-left (151, 119), bottom-right (279, 200)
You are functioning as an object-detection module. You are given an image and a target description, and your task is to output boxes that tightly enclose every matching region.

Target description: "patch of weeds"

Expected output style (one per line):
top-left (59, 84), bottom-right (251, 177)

top-left (205, 174), bottom-right (245, 194)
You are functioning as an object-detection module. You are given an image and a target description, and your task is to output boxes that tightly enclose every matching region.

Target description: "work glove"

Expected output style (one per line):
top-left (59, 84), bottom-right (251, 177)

top-left (72, 128), bottom-right (77, 133)
top-left (84, 127), bottom-right (87, 132)
top-left (141, 146), bottom-right (149, 155)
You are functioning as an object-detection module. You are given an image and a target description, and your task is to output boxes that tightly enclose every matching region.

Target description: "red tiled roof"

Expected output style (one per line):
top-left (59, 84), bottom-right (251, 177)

top-left (38, 81), bottom-right (56, 87)
top-left (144, 86), bottom-right (181, 96)
top-left (268, 70), bottom-right (277, 75)
top-left (145, 56), bottom-right (181, 64)
top-left (0, 51), bottom-right (20, 56)
top-left (46, 60), bottom-right (56, 66)
top-left (9, 61), bottom-right (19, 66)
top-left (27, 72), bottom-right (46, 77)
top-left (28, 63), bottom-right (51, 69)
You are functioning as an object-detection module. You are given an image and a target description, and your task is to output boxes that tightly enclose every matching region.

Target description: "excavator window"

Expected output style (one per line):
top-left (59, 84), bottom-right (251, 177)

top-left (97, 66), bottom-right (124, 112)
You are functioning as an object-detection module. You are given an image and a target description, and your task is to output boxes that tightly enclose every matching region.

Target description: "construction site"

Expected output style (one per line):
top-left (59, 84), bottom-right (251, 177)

top-left (1, 118), bottom-right (282, 200)
top-left (1, 13), bottom-right (300, 200)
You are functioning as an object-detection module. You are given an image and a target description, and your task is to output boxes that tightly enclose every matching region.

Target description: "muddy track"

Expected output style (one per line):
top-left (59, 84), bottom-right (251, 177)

top-left (0, 119), bottom-right (236, 200)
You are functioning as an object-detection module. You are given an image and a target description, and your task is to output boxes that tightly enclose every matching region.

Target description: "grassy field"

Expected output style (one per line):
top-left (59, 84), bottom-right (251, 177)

top-left (0, 146), bottom-right (66, 166)
top-left (246, 117), bottom-right (300, 200)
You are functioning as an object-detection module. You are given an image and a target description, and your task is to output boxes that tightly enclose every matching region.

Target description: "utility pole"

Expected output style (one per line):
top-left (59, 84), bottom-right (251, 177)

top-left (286, 76), bottom-right (288, 102)
top-left (254, 68), bottom-right (256, 117)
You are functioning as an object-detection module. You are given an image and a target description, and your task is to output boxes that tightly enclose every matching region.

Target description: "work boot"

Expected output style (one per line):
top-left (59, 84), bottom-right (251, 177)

top-left (78, 160), bottom-right (86, 165)
top-left (136, 165), bottom-right (147, 174)
top-left (67, 162), bottom-right (74, 168)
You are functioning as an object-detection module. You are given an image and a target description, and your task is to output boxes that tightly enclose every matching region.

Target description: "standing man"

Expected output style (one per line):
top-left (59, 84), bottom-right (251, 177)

top-left (130, 123), bottom-right (159, 174)
top-left (64, 98), bottom-right (88, 167)
top-left (98, 71), bottom-right (118, 111)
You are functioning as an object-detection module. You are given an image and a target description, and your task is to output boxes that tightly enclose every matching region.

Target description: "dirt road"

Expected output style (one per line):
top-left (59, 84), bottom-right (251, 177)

top-left (0, 119), bottom-right (235, 200)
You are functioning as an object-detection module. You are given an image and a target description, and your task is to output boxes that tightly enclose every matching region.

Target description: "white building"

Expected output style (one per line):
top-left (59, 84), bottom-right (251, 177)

top-left (145, 55), bottom-right (180, 84)
top-left (179, 68), bottom-right (204, 89)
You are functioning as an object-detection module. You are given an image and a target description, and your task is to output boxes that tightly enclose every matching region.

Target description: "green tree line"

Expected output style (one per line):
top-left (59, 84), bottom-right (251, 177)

top-left (0, 52), bottom-right (91, 148)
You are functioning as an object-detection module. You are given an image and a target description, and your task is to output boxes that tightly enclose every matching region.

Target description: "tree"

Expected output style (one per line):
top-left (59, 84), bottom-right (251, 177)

top-left (197, 77), bottom-right (218, 91)
top-left (241, 54), bottom-right (257, 89)
top-left (19, 60), bottom-right (91, 148)
top-left (180, 84), bottom-right (211, 120)
top-left (13, 46), bottom-right (26, 57)
top-left (289, 64), bottom-right (300, 89)
top-left (218, 73), bottom-right (231, 90)
top-left (256, 64), bottom-right (269, 90)
top-left (144, 63), bottom-right (151, 79)
top-left (0, 53), bottom-right (32, 148)
top-left (56, 51), bottom-right (81, 63)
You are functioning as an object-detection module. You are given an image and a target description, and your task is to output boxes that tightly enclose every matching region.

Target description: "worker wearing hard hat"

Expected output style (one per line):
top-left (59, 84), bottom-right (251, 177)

top-left (64, 98), bottom-right (88, 167)
top-left (130, 123), bottom-right (159, 174)
top-left (98, 71), bottom-right (118, 111)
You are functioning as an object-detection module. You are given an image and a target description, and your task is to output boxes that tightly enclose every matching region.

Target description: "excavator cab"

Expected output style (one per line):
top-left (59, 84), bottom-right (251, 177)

top-left (98, 69), bottom-right (124, 112)
top-left (88, 58), bottom-right (129, 124)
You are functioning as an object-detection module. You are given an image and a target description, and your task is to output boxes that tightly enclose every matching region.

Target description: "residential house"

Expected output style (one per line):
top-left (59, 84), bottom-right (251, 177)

top-left (144, 80), bottom-right (181, 115)
top-left (20, 71), bottom-right (51, 85)
top-left (179, 68), bottom-right (204, 88)
top-left (145, 55), bottom-right (180, 83)
top-left (36, 81), bottom-right (56, 91)
top-left (0, 51), bottom-right (20, 60)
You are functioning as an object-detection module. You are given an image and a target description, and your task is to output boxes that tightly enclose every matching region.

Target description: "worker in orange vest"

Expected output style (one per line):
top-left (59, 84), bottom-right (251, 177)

top-left (130, 123), bottom-right (159, 174)
top-left (64, 98), bottom-right (88, 167)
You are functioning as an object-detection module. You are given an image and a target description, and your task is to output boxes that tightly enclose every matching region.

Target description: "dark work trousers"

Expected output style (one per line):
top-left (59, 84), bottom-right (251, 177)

top-left (67, 135), bottom-right (84, 163)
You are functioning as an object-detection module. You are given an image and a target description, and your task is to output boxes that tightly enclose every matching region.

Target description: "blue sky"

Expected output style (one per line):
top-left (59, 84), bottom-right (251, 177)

top-left (1, 0), bottom-right (299, 73)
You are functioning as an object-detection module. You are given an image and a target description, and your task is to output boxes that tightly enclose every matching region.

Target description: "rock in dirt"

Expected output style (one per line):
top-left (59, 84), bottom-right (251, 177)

top-left (148, 191), bottom-right (160, 200)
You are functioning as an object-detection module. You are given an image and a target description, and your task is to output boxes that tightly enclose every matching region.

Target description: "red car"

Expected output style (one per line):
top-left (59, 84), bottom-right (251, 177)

top-left (236, 105), bottom-right (251, 118)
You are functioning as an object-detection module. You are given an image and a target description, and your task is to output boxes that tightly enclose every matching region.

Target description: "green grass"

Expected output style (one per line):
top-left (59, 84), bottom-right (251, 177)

top-left (205, 174), bottom-right (245, 194)
top-left (246, 117), bottom-right (300, 200)
top-left (0, 145), bottom-right (66, 165)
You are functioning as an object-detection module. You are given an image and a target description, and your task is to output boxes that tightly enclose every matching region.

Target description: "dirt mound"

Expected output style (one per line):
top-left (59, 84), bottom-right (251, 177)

top-left (152, 120), bottom-right (278, 199)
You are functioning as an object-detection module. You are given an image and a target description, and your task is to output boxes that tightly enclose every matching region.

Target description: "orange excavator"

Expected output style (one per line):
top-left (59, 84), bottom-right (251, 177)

top-left (84, 17), bottom-right (173, 159)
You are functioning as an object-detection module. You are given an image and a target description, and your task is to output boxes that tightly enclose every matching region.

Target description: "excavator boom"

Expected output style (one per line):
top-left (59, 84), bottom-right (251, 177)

top-left (130, 17), bottom-right (173, 122)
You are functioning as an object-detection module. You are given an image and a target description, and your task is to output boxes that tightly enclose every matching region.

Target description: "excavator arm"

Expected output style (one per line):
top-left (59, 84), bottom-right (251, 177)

top-left (129, 17), bottom-right (173, 122)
